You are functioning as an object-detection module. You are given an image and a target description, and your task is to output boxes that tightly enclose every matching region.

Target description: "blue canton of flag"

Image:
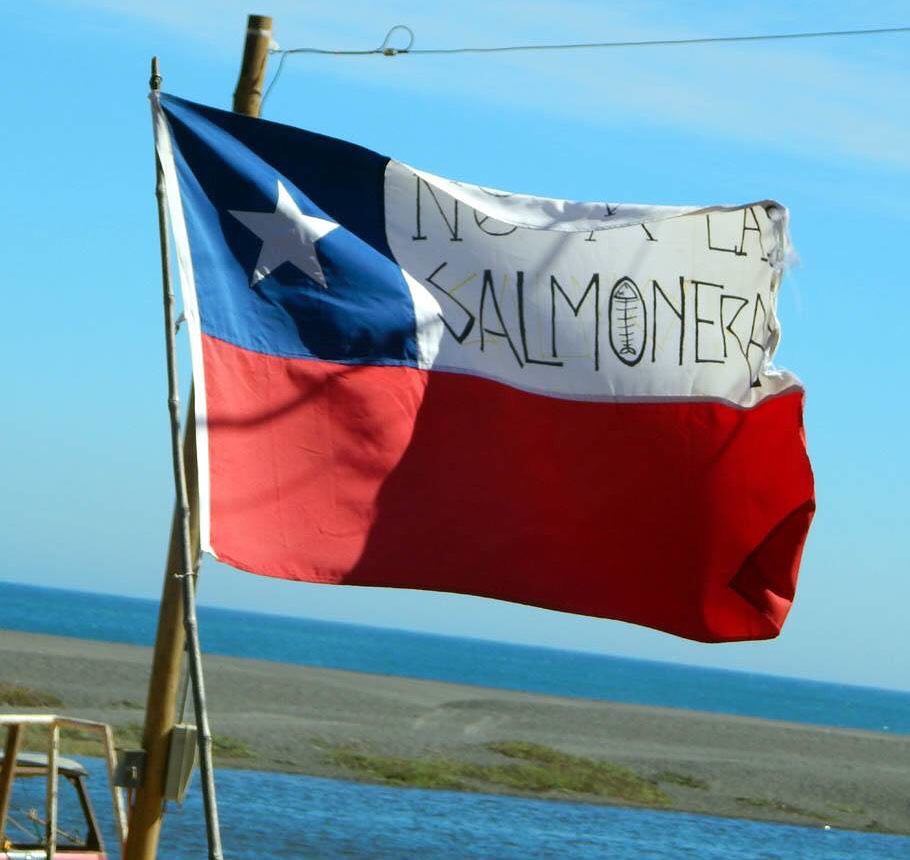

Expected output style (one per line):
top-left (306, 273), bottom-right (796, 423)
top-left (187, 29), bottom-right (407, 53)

top-left (161, 94), bottom-right (420, 366)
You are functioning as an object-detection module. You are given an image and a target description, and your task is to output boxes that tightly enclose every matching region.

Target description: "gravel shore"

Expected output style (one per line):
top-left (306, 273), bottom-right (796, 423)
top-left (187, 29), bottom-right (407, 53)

top-left (1, 629), bottom-right (907, 835)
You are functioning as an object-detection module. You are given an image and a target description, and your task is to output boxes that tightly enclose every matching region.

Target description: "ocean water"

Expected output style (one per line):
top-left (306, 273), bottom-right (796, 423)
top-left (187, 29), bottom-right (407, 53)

top-left (0, 580), bottom-right (908, 733)
top-left (77, 760), bottom-right (910, 860)
top-left (3, 580), bottom-right (910, 858)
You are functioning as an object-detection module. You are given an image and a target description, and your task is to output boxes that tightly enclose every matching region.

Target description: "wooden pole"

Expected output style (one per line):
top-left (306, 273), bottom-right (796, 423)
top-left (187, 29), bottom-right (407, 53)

top-left (126, 19), bottom-right (273, 858)
top-left (0, 725), bottom-right (23, 845)
top-left (152, 51), bottom-right (223, 855)
top-left (45, 724), bottom-right (59, 858)
top-left (102, 723), bottom-right (129, 855)
top-left (233, 14), bottom-right (274, 117)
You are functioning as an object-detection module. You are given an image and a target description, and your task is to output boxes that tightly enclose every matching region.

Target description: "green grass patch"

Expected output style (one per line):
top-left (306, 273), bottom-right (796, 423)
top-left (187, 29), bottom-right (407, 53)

top-left (211, 733), bottom-right (253, 759)
top-left (0, 682), bottom-right (62, 708)
top-left (14, 727), bottom-right (109, 757)
top-left (486, 742), bottom-right (669, 804)
top-left (329, 741), bottom-right (670, 806)
top-left (331, 748), bottom-right (469, 790)
top-left (654, 770), bottom-right (709, 790)
top-left (734, 796), bottom-right (825, 819)
top-left (21, 722), bottom-right (251, 762)
top-left (60, 727), bottom-right (110, 756)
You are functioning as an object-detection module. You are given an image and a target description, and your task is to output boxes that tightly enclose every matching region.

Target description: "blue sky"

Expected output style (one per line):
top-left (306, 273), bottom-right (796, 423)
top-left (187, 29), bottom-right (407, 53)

top-left (2, 1), bottom-right (908, 690)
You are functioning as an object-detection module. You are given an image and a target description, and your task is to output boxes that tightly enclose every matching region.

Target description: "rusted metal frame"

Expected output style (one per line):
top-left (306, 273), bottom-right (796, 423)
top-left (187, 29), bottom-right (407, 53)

top-left (0, 718), bottom-right (121, 856)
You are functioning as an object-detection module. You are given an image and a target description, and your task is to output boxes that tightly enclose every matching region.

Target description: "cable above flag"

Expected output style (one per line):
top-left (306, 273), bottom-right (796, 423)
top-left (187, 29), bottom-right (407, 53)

top-left (152, 93), bottom-right (814, 643)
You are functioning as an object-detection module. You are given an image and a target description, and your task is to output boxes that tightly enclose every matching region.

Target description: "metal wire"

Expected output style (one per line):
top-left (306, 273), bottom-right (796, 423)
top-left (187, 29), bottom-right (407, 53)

top-left (262, 23), bottom-right (910, 108)
top-left (387, 24), bottom-right (910, 54)
top-left (275, 23), bottom-right (910, 57)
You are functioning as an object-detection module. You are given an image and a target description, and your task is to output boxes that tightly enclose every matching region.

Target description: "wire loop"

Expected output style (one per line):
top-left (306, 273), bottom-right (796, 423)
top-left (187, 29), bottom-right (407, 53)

top-left (378, 24), bottom-right (415, 56)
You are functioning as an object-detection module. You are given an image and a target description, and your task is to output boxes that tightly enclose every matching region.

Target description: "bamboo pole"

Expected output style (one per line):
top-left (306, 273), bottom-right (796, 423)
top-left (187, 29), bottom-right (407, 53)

top-left (124, 61), bottom-right (199, 860)
top-left (150, 59), bottom-right (223, 860)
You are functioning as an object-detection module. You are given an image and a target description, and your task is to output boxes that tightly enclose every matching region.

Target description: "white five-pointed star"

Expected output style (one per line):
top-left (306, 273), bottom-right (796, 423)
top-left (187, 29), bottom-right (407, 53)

top-left (229, 180), bottom-right (339, 288)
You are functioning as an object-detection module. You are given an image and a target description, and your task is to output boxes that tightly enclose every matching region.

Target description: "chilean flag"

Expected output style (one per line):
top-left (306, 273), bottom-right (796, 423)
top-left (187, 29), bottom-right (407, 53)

top-left (152, 93), bottom-right (814, 643)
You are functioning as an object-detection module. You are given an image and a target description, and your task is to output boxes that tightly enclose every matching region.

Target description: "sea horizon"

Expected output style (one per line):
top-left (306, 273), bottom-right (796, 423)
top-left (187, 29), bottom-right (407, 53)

top-left (2, 578), bottom-right (909, 735)
top-left (1, 577), bottom-right (906, 697)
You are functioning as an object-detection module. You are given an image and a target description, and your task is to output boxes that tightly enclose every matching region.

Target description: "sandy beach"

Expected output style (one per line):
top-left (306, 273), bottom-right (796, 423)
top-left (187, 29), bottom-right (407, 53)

top-left (1, 629), bottom-right (907, 836)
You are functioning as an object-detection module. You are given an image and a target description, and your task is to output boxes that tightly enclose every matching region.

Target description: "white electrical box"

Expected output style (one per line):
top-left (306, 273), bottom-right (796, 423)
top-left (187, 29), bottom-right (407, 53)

top-left (164, 723), bottom-right (197, 803)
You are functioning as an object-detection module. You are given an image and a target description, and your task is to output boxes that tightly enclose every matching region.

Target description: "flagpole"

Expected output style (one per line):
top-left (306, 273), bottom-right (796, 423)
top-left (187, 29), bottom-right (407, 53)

top-left (142, 58), bottom-right (225, 860)
top-left (123, 59), bottom-right (198, 860)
